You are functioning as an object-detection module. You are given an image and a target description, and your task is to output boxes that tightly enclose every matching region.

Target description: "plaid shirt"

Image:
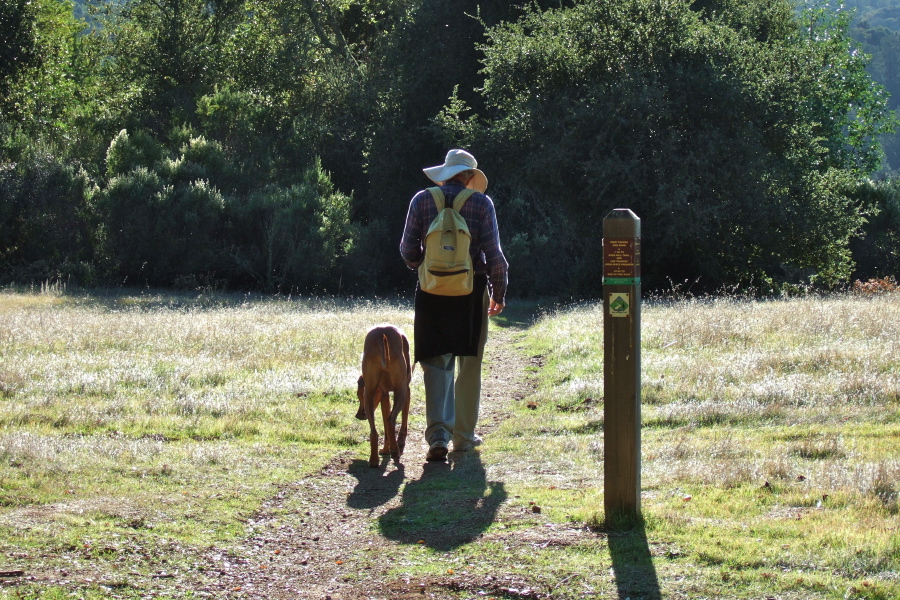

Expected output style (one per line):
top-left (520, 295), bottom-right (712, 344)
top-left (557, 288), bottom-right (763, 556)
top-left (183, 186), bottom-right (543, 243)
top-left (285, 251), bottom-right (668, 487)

top-left (400, 182), bottom-right (508, 304)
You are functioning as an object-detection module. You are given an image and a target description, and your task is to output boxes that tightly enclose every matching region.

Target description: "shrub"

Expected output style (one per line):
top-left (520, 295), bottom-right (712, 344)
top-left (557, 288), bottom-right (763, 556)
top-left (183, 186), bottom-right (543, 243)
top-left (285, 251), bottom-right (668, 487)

top-left (106, 129), bottom-right (164, 178)
top-left (0, 149), bottom-right (94, 284)
top-left (223, 159), bottom-right (354, 293)
top-left (852, 276), bottom-right (898, 295)
top-left (851, 177), bottom-right (900, 281)
top-left (195, 86), bottom-right (281, 194)
top-left (93, 131), bottom-right (228, 286)
top-left (477, 0), bottom-right (893, 295)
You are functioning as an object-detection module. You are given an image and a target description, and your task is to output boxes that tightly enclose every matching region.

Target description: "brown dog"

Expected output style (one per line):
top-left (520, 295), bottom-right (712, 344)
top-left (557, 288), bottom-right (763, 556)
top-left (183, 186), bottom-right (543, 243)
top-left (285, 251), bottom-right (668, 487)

top-left (356, 325), bottom-right (412, 468)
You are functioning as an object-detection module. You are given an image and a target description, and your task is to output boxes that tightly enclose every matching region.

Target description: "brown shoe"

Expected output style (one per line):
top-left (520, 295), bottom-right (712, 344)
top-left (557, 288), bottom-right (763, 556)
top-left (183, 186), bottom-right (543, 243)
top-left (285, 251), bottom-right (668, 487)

top-left (426, 439), bottom-right (448, 461)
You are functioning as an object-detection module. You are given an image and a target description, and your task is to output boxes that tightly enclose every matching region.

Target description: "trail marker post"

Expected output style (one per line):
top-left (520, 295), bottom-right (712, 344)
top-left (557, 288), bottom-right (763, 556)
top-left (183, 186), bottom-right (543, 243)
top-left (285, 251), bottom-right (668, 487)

top-left (602, 209), bottom-right (642, 520)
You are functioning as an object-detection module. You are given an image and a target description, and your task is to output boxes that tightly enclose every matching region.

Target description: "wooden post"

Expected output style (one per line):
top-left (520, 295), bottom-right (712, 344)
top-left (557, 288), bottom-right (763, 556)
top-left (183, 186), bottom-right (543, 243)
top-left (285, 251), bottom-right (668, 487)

top-left (603, 209), bottom-right (641, 520)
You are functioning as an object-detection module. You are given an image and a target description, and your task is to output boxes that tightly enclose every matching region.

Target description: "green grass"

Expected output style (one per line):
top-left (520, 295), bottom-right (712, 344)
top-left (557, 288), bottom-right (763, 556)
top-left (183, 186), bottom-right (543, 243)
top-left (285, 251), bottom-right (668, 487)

top-left (496, 293), bottom-right (900, 599)
top-left (0, 289), bottom-right (419, 597)
top-left (1, 289), bottom-right (899, 599)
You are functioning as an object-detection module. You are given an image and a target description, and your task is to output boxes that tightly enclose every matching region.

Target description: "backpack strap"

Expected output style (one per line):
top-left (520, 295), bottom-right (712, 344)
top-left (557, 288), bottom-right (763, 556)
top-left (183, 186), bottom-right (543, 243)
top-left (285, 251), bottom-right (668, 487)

top-left (453, 189), bottom-right (476, 212)
top-left (427, 187), bottom-right (445, 211)
top-left (428, 186), bottom-right (476, 212)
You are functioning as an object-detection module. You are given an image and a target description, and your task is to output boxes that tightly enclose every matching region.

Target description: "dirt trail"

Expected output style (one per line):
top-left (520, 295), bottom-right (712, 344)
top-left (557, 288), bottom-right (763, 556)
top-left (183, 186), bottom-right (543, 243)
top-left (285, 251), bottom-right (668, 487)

top-left (182, 324), bottom-right (551, 599)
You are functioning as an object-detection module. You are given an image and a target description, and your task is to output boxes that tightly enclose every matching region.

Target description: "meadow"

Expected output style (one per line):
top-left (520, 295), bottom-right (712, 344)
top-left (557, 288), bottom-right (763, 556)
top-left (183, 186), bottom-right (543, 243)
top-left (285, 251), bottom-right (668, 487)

top-left (511, 292), bottom-right (900, 599)
top-left (0, 287), bottom-right (898, 599)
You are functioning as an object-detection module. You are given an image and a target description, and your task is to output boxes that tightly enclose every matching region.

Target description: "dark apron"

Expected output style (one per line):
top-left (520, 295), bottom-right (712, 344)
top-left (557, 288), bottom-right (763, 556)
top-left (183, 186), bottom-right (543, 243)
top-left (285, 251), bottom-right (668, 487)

top-left (413, 274), bottom-right (487, 363)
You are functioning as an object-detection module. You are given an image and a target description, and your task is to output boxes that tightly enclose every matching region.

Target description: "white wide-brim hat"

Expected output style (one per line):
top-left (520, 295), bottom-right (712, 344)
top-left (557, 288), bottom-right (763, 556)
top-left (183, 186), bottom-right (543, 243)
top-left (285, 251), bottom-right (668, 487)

top-left (423, 149), bottom-right (488, 193)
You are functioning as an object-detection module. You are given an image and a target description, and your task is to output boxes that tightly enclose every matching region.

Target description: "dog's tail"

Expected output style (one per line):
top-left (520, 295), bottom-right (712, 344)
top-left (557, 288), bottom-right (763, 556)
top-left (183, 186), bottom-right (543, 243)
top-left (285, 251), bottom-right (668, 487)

top-left (404, 334), bottom-right (413, 382)
top-left (380, 333), bottom-right (390, 370)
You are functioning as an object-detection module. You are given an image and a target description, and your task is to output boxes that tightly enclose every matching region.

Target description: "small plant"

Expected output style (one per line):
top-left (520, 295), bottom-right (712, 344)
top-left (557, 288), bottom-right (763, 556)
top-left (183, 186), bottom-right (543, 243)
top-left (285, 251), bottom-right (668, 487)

top-left (792, 434), bottom-right (845, 460)
top-left (871, 463), bottom-right (898, 508)
top-left (852, 276), bottom-right (898, 295)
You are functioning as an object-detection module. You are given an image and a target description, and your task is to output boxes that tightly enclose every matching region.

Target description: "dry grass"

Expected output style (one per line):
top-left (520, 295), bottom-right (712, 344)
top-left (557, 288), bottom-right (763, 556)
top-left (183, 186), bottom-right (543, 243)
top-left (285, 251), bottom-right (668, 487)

top-left (0, 290), bottom-right (417, 580)
top-left (497, 292), bottom-right (900, 599)
top-left (2, 288), bottom-right (899, 599)
top-left (0, 291), bottom-right (414, 438)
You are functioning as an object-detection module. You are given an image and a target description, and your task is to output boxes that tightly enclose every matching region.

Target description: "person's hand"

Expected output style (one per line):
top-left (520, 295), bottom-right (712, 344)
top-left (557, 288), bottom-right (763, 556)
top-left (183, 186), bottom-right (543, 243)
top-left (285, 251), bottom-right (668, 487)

top-left (488, 299), bottom-right (505, 316)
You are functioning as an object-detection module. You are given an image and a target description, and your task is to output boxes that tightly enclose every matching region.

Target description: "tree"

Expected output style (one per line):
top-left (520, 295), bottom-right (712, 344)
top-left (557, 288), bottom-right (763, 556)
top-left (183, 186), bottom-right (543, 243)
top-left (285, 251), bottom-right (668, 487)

top-left (0, 0), bottom-right (94, 143)
top-left (223, 158), bottom-right (355, 292)
top-left (851, 9), bottom-right (900, 172)
top-left (472, 0), bottom-right (895, 294)
top-left (95, 0), bottom-right (246, 130)
top-left (0, 0), bottom-right (40, 111)
top-left (0, 149), bottom-right (94, 283)
top-left (850, 176), bottom-right (900, 280)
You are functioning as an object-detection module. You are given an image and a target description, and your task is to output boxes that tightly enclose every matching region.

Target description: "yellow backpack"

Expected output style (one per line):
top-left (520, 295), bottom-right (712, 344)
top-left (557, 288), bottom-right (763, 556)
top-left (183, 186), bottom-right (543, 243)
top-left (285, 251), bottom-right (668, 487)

top-left (418, 187), bottom-right (476, 296)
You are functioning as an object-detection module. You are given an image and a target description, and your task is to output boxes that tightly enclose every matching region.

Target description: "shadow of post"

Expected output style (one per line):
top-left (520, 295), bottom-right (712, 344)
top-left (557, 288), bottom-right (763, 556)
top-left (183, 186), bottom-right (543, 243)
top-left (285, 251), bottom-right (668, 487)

top-left (607, 516), bottom-right (661, 600)
top-left (377, 452), bottom-right (506, 551)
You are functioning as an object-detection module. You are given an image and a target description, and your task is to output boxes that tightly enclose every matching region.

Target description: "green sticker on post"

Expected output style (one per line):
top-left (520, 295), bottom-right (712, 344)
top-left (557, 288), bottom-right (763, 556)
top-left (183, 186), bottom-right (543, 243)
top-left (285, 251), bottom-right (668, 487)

top-left (604, 277), bottom-right (640, 285)
top-left (609, 292), bottom-right (630, 317)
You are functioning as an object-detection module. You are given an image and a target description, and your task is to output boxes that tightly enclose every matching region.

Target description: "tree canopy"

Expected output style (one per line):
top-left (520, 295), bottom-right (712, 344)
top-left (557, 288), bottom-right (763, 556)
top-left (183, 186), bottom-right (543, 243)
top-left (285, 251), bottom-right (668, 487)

top-left (0, 0), bottom-right (897, 296)
top-left (472, 0), bottom-right (895, 292)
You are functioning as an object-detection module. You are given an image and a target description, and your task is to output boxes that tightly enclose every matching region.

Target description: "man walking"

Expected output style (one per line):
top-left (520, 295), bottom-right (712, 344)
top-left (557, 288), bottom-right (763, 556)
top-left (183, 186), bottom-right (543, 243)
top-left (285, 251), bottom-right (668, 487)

top-left (400, 149), bottom-right (508, 461)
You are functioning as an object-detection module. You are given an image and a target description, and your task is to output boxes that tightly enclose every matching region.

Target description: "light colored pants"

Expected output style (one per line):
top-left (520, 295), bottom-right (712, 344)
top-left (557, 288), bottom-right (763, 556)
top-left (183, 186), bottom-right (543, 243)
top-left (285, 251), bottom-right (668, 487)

top-left (421, 289), bottom-right (490, 448)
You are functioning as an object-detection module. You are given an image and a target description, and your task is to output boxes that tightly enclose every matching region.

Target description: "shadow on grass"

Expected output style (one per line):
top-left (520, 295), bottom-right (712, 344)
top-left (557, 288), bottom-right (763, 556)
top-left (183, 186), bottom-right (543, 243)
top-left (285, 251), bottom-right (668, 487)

top-left (345, 458), bottom-right (406, 509)
top-left (491, 301), bottom-right (544, 331)
top-left (607, 517), bottom-right (662, 600)
top-left (377, 452), bottom-right (506, 551)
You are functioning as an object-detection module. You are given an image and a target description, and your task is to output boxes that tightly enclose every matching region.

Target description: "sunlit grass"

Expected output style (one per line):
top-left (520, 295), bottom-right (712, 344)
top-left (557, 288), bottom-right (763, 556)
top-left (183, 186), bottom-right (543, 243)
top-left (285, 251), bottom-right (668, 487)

top-left (3, 289), bottom-right (899, 599)
top-left (0, 289), bottom-right (416, 587)
top-left (0, 291), bottom-right (414, 438)
top-left (494, 292), bottom-right (900, 599)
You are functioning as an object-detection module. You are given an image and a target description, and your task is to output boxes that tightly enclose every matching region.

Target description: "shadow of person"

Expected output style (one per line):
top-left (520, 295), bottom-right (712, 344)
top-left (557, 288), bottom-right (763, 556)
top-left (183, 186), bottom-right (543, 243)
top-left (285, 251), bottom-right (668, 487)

top-left (377, 451), bottom-right (506, 551)
top-left (607, 516), bottom-right (662, 600)
top-left (346, 457), bottom-right (406, 510)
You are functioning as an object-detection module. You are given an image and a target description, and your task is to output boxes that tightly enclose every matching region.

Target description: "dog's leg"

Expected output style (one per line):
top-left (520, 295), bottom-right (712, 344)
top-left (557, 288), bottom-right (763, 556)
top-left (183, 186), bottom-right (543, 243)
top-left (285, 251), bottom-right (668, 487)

top-left (378, 389), bottom-right (392, 455)
top-left (395, 385), bottom-right (410, 456)
top-left (364, 385), bottom-right (381, 468)
top-left (385, 382), bottom-right (409, 462)
top-left (382, 389), bottom-right (401, 463)
top-left (397, 336), bottom-right (412, 456)
top-left (355, 376), bottom-right (366, 420)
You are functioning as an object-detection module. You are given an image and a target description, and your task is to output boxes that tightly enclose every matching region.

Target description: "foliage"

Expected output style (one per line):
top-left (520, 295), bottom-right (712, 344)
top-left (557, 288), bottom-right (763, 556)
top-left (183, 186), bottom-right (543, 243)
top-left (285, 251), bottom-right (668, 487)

top-left (224, 158), bottom-right (355, 293)
top-left (0, 0), bottom-right (897, 295)
top-left (105, 128), bottom-right (164, 178)
top-left (91, 128), bottom-right (355, 291)
top-left (0, 147), bottom-right (95, 284)
top-left (848, 3), bottom-right (900, 172)
top-left (850, 176), bottom-right (900, 280)
top-left (92, 130), bottom-right (227, 286)
top-left (194, 86), bottom-right (283, 193)
top-left (0, 0), bottom-right (41, 110)
top-left (475, 0), bottom-right (896, 294)
top-left (853, 275), bottom-right (898, 293)
top-left (0, 0), bottom-right (99, 144)
top-left (94, 0), bottom-right (247, 129)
